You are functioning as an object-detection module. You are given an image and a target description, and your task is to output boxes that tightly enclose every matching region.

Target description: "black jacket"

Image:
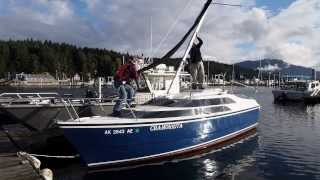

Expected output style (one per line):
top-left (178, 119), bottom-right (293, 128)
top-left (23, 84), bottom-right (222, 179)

top-left (189, 37), bottom-right (203, 63)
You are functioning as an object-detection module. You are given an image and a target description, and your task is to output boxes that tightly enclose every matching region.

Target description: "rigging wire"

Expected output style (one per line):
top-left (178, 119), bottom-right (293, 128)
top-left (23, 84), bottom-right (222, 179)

top-left (153, 1), bottom-right (241, 59)
top-left (152, 0), bottom-right (194, 58)
top-left (211, 2), bottom-right (241, 7)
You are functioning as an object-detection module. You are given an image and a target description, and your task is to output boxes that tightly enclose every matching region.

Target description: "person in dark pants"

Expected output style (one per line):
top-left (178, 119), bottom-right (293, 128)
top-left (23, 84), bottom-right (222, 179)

top-left (111, 57), bottom-right (139, 117)
top-left (189, 36), bottom-right (205, 89)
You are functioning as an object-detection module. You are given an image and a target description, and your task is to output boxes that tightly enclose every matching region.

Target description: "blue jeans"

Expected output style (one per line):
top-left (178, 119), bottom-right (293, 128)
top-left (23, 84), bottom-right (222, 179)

top-left (113, 81), bottom-right (135, 112)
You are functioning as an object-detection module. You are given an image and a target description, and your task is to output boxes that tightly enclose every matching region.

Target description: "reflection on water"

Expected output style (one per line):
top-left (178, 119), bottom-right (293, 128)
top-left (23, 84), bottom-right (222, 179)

top-left (195, 135), bottom-right (259, 180)
top-left (202, 158), bottom-right (218, 178)
top-left (83, 134), bottom-right (259, 180)
top-left (252, 88), bottom-right (320, 180)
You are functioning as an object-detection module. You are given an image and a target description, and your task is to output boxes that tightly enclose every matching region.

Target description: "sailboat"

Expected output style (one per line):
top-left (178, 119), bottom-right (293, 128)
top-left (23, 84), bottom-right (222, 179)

top-left (57, 0), bottom-right (260, 168)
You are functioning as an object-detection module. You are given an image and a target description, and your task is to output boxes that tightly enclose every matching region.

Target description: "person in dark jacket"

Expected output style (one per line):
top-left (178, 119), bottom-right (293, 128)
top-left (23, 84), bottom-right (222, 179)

top-left (111, 57), bottom-right (139, 117)
top-left (189, 36), bottom-right (205, 89)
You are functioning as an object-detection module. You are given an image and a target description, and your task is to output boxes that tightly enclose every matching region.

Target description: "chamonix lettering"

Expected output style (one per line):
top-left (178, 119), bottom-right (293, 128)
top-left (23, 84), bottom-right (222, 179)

top-left (150, 123), bottom-right (183, 131)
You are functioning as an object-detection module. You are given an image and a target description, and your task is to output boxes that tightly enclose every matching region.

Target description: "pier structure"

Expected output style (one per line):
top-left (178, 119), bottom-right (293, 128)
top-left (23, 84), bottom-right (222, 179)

top-left (0, 124), bottom-right (53, 180)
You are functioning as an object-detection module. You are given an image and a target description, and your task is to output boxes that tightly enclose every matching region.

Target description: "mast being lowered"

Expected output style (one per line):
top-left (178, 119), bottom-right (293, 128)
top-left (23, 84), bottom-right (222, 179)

top-left (167, 0), bottom-right (213, 94)
top-left (138, 0), bottom-right (213, 73)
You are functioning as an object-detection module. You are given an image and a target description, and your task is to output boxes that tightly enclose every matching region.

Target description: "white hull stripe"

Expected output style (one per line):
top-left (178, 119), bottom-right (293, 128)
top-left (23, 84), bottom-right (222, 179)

top-left (60, 107), bottom-right (259, 129)
top-left (88, 122), bottom-right (258, 167)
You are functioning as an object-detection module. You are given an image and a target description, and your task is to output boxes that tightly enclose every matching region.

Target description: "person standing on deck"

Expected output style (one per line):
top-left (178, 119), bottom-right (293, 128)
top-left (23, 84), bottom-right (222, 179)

top-left (189, 35), bottom-right (205, 89)
top-left (111, 57), bottom-right (140, 117)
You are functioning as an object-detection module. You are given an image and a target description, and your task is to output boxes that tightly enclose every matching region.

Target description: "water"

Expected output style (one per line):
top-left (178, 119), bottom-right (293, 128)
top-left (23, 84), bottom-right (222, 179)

top-left (2, 87), bottom-right (320, 180)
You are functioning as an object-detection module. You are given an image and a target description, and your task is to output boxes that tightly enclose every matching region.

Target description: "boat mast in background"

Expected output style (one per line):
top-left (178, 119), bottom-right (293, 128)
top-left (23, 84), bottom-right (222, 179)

top-left (150, 16), bottom-right (153, 63)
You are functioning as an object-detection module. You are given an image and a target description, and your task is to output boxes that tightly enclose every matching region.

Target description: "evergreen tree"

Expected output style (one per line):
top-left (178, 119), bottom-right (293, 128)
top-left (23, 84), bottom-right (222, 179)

top-left (0, 43), bottom-right (9, 77)
top-left (0, 39), bottom-right (257, 80)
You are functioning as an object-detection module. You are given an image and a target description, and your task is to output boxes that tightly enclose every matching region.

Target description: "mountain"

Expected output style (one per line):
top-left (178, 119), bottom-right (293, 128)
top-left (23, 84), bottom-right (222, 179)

top-left (235, 59), bottom-right (317, 78)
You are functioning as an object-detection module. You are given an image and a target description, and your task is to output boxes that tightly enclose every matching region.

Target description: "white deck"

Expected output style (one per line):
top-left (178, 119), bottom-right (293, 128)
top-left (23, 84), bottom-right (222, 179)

top-left (58, 89), bottom-right (259, 126)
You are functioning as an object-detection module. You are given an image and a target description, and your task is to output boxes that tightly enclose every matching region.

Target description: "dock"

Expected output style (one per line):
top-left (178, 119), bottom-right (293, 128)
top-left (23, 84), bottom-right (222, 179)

top-left (0, 125), bottom-right (52, 180)
top-left (0, 154), bottom-right (42, 180)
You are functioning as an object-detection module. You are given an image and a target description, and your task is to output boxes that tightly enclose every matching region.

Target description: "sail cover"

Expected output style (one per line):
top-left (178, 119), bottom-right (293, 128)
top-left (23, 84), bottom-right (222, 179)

top-left (138, 0), bottom-right (213, 73)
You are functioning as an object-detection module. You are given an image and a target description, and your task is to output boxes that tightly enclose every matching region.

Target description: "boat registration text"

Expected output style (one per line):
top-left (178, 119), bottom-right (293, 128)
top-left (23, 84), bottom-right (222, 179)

top-left (104, 123), bottom-right (183, 136)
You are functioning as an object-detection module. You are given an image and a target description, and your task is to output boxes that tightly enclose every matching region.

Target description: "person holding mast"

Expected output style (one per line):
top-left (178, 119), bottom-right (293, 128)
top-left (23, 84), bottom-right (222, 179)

top-left (189, 35), bottom-right (205, 89)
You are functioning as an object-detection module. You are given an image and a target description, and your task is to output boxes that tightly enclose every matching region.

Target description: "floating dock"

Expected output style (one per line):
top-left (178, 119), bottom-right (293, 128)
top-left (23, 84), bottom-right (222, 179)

top-left (0, 154), bottom-right (43, 180)
top-left (0, 125), bottom-right (53, 180)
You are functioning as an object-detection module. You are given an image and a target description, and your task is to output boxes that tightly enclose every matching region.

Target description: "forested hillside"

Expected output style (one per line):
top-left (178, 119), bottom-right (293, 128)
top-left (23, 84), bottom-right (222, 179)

top-left (0, 39), bottom-right (124, 80)
top-left (0, 39), bottom-right (258, 81)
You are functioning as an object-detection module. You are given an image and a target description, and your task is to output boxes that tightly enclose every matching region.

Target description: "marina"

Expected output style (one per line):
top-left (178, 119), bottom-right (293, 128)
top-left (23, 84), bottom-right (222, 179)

top-left (1, 86), bottom-right (320, 179)
top-left (55, 0), bottom-right (261, 169)
top-left (0, 0), bottom-right (320, 179)
top-left (67, 87), bottom-right (320, 180)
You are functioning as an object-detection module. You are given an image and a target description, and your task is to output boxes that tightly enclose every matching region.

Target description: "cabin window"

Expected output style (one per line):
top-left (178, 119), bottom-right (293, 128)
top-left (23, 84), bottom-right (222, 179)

top-left (145, 98), bottom-right (235, 107)
top-left (122, 106), bottom-right (231, 119)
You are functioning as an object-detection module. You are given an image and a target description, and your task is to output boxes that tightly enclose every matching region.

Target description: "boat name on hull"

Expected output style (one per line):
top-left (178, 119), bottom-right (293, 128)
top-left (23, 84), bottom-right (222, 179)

top-left (150, 123), bottom-right (183, 131)
top-left (103, 123), bottom-right (183, 136)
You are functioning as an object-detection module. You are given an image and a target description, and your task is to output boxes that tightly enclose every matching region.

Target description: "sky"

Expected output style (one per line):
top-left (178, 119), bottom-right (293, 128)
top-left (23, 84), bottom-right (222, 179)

top-left (0, 0), bottom-right (319, 69)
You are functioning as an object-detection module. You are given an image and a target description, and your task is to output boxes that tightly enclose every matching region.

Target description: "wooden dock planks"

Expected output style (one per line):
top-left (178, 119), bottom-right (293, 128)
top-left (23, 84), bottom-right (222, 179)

top-left (0, 155), bottom-right (42, 180)
top-left (0, 126), bottom-right (43, 180)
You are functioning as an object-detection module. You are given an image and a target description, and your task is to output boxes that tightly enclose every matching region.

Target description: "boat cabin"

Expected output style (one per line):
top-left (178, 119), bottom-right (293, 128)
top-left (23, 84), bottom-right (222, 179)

top-left (281, 80), bottom-right (320, 92)
top-left (143, 64), bottom-right (184, 96)
top-left (120, 92), bottom-right (237, 119)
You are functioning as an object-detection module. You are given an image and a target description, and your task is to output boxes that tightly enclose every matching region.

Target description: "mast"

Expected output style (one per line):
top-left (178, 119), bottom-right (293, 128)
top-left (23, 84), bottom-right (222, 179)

top-left (207, 60), bottom-right (210, 85)
top-left (232, 63), bottom-right (235, 82)
top-left (139, 0), bottom-right (214, 73)
top-left (167, 0), bottom-right (213, 94)
top-left (98, 77), bottom-right (102, 101)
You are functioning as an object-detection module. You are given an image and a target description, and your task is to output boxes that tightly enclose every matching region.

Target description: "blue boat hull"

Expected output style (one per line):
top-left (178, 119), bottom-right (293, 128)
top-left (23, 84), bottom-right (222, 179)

top-left (61, 108), bottom-right (259, 167)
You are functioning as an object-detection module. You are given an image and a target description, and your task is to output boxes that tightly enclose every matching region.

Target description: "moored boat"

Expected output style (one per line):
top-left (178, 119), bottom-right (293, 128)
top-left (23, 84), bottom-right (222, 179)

top-left (272, 80), bottom-right (320, 103)
top-left (57, 0), bottom-right (261, 168)
top-left (0, 92), bottom-right (114, 131)
top-left (58, 90), bottom-right (260, 167)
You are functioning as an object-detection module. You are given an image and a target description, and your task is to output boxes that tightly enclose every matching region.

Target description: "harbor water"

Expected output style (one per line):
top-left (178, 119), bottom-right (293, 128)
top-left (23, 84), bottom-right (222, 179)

top-left (2, 87), bottom-right (320, 180)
